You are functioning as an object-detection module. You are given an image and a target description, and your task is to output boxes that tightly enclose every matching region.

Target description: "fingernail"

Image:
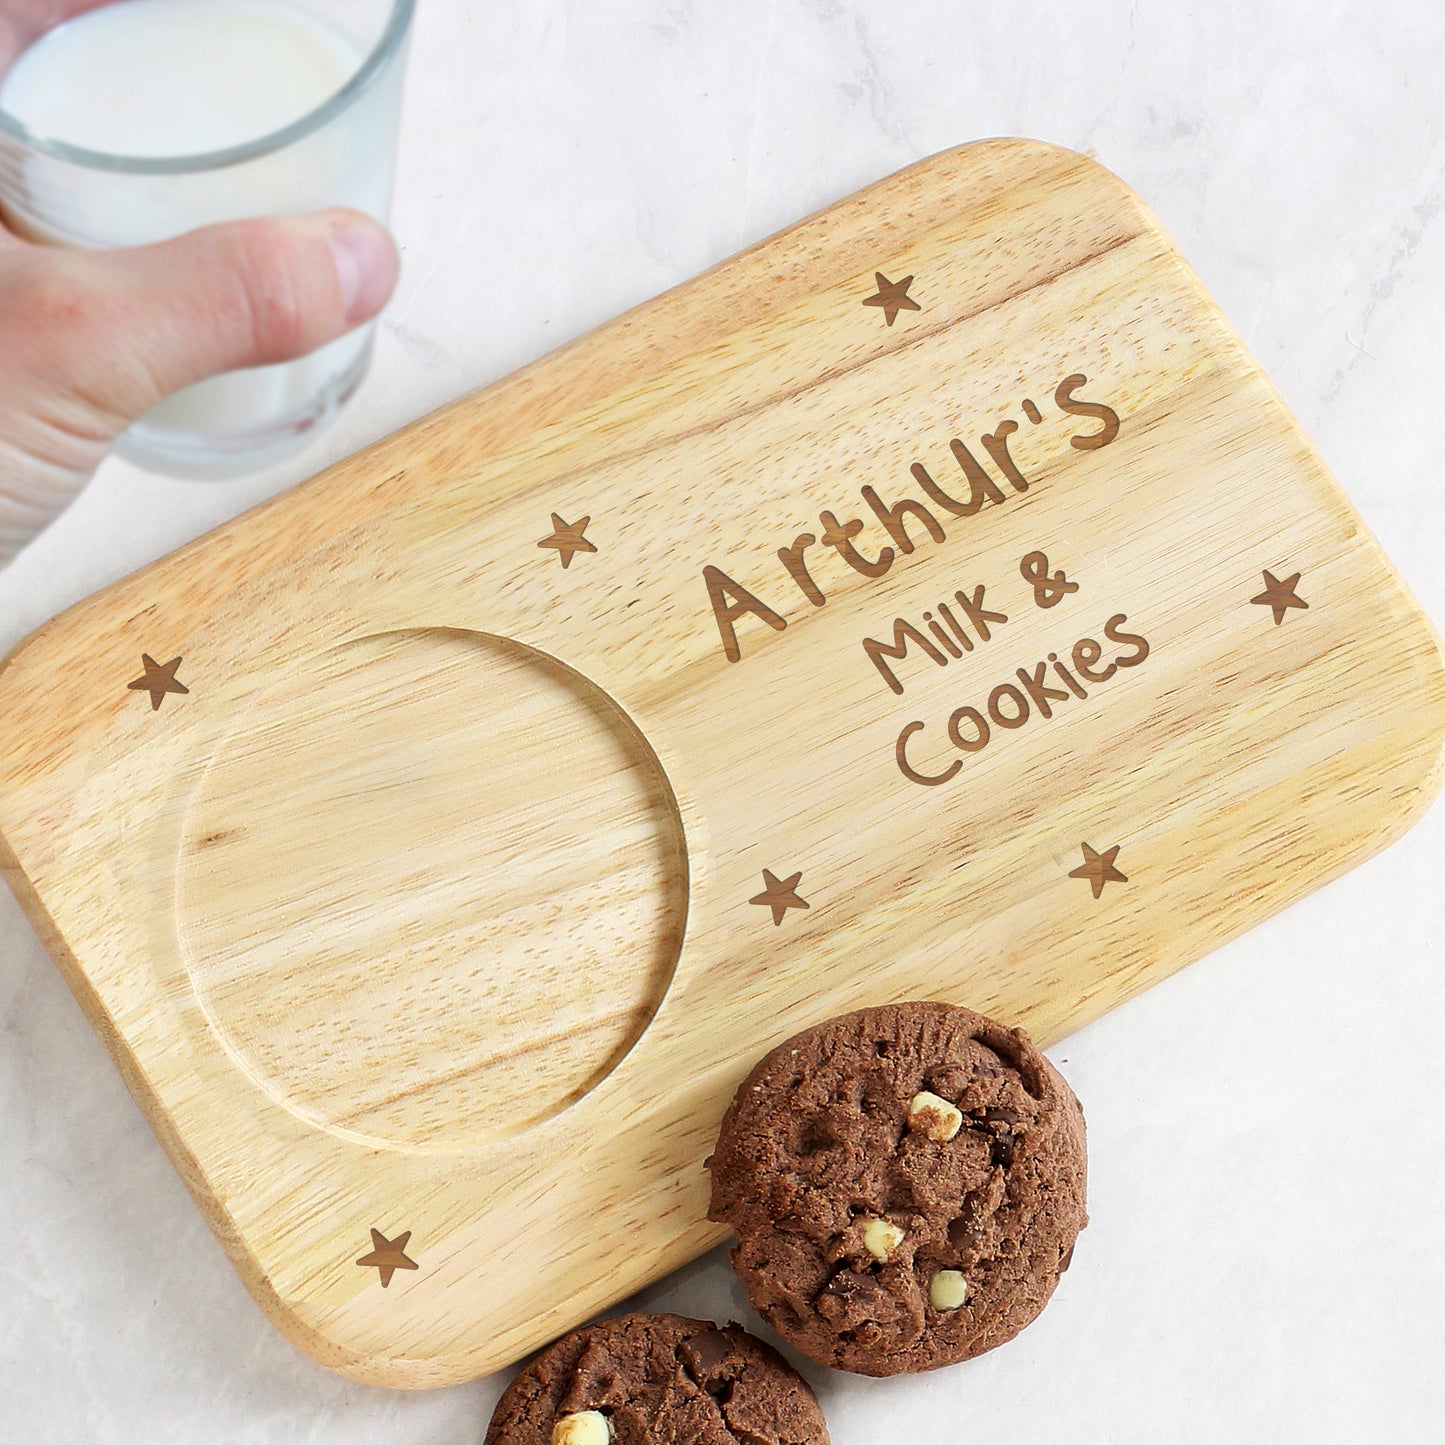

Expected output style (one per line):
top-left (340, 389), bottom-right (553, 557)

top-left (327, 214), bottom-right (398, 326)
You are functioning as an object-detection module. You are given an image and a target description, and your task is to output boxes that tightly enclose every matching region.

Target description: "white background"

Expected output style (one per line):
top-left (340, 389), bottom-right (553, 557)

top-left (3, 2), bottom-right (1444, 1441)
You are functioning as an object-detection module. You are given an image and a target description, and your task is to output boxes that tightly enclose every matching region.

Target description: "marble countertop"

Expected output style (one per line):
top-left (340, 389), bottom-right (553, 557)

top-left (4, 2), bottom-right (1444, 1440)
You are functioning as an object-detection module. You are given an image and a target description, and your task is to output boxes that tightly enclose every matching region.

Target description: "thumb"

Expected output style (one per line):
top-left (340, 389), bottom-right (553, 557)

top-left (48, 207), bottom-right (399, 422)
top-left (0, 208), bottom-right (397, 562)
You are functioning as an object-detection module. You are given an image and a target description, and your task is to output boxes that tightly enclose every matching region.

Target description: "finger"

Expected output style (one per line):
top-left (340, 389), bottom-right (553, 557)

top-left (26, 208), bottom-right (399, 425)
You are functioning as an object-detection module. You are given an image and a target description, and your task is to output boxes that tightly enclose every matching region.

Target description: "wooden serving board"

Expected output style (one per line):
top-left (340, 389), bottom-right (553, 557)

top-left (2, 140), bottom-right (1443, 1388)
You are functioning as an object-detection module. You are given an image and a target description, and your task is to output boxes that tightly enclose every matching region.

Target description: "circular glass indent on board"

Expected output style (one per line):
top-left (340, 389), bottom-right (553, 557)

top-left (175, 629), bottom-right (688, 1152)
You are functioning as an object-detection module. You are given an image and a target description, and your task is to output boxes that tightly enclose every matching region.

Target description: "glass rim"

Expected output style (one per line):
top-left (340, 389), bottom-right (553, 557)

top-left (0, 0), bottom-right (415, 174)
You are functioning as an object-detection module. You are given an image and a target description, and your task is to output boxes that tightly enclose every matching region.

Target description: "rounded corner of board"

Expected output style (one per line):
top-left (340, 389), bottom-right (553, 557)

top-left (281, 1317), bottom-right (495, 1392)
top-left (904, 136), bottom-right (1165, 252)
top-left (0, 625), bottom-right (41, 729)
top-left (1390, 680), bottom-right (1445, 841)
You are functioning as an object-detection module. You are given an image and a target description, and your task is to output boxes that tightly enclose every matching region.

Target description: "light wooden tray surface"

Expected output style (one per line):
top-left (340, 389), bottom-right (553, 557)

top-left (2, 139), bottom-right (1442, 1386)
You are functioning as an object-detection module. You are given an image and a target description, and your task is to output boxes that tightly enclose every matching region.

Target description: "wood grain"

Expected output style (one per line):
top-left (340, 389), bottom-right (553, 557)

top-left (1, 139), bottom-right (1442, 1387)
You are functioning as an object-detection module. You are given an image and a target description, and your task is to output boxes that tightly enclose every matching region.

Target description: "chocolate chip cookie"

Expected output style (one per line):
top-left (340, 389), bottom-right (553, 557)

top-left (708, 1001), bottom-right (1086, 1375)
top-left (483, 1312), bottom-right (829, 1445)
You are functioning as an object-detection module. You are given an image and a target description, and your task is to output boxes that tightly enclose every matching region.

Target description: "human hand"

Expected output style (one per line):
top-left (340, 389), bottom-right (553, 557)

top-left (0, 206), bottom-right (399, 563)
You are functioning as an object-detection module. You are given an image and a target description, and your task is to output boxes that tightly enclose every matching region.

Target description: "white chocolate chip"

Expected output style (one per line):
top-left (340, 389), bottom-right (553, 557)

top-left (553, 1411), bottom-right (611, 1445)
top-left (860, 1216), bottom-right (905, 1262)
top-left (929, 1269), bottom-right (969, 1311)
top-left (908, 1090), bottom-right (963, 1142)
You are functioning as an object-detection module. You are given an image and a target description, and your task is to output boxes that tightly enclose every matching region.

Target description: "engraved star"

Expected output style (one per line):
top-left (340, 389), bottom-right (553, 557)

top-left (537, 513), bottom-right (598, 569)
top-left (1068, 842), bottom-right (1128, 900)
top-left (749, 868), bottom-right (810, 926)
top-left (861, 271), bottom-right (922, 326)
top-left (355, 1227), bottom-right (418, 1288)
top-left (127, 654), bottom-right (189, 711)
top-left (1250, 569), bottom-right (1308, 625)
